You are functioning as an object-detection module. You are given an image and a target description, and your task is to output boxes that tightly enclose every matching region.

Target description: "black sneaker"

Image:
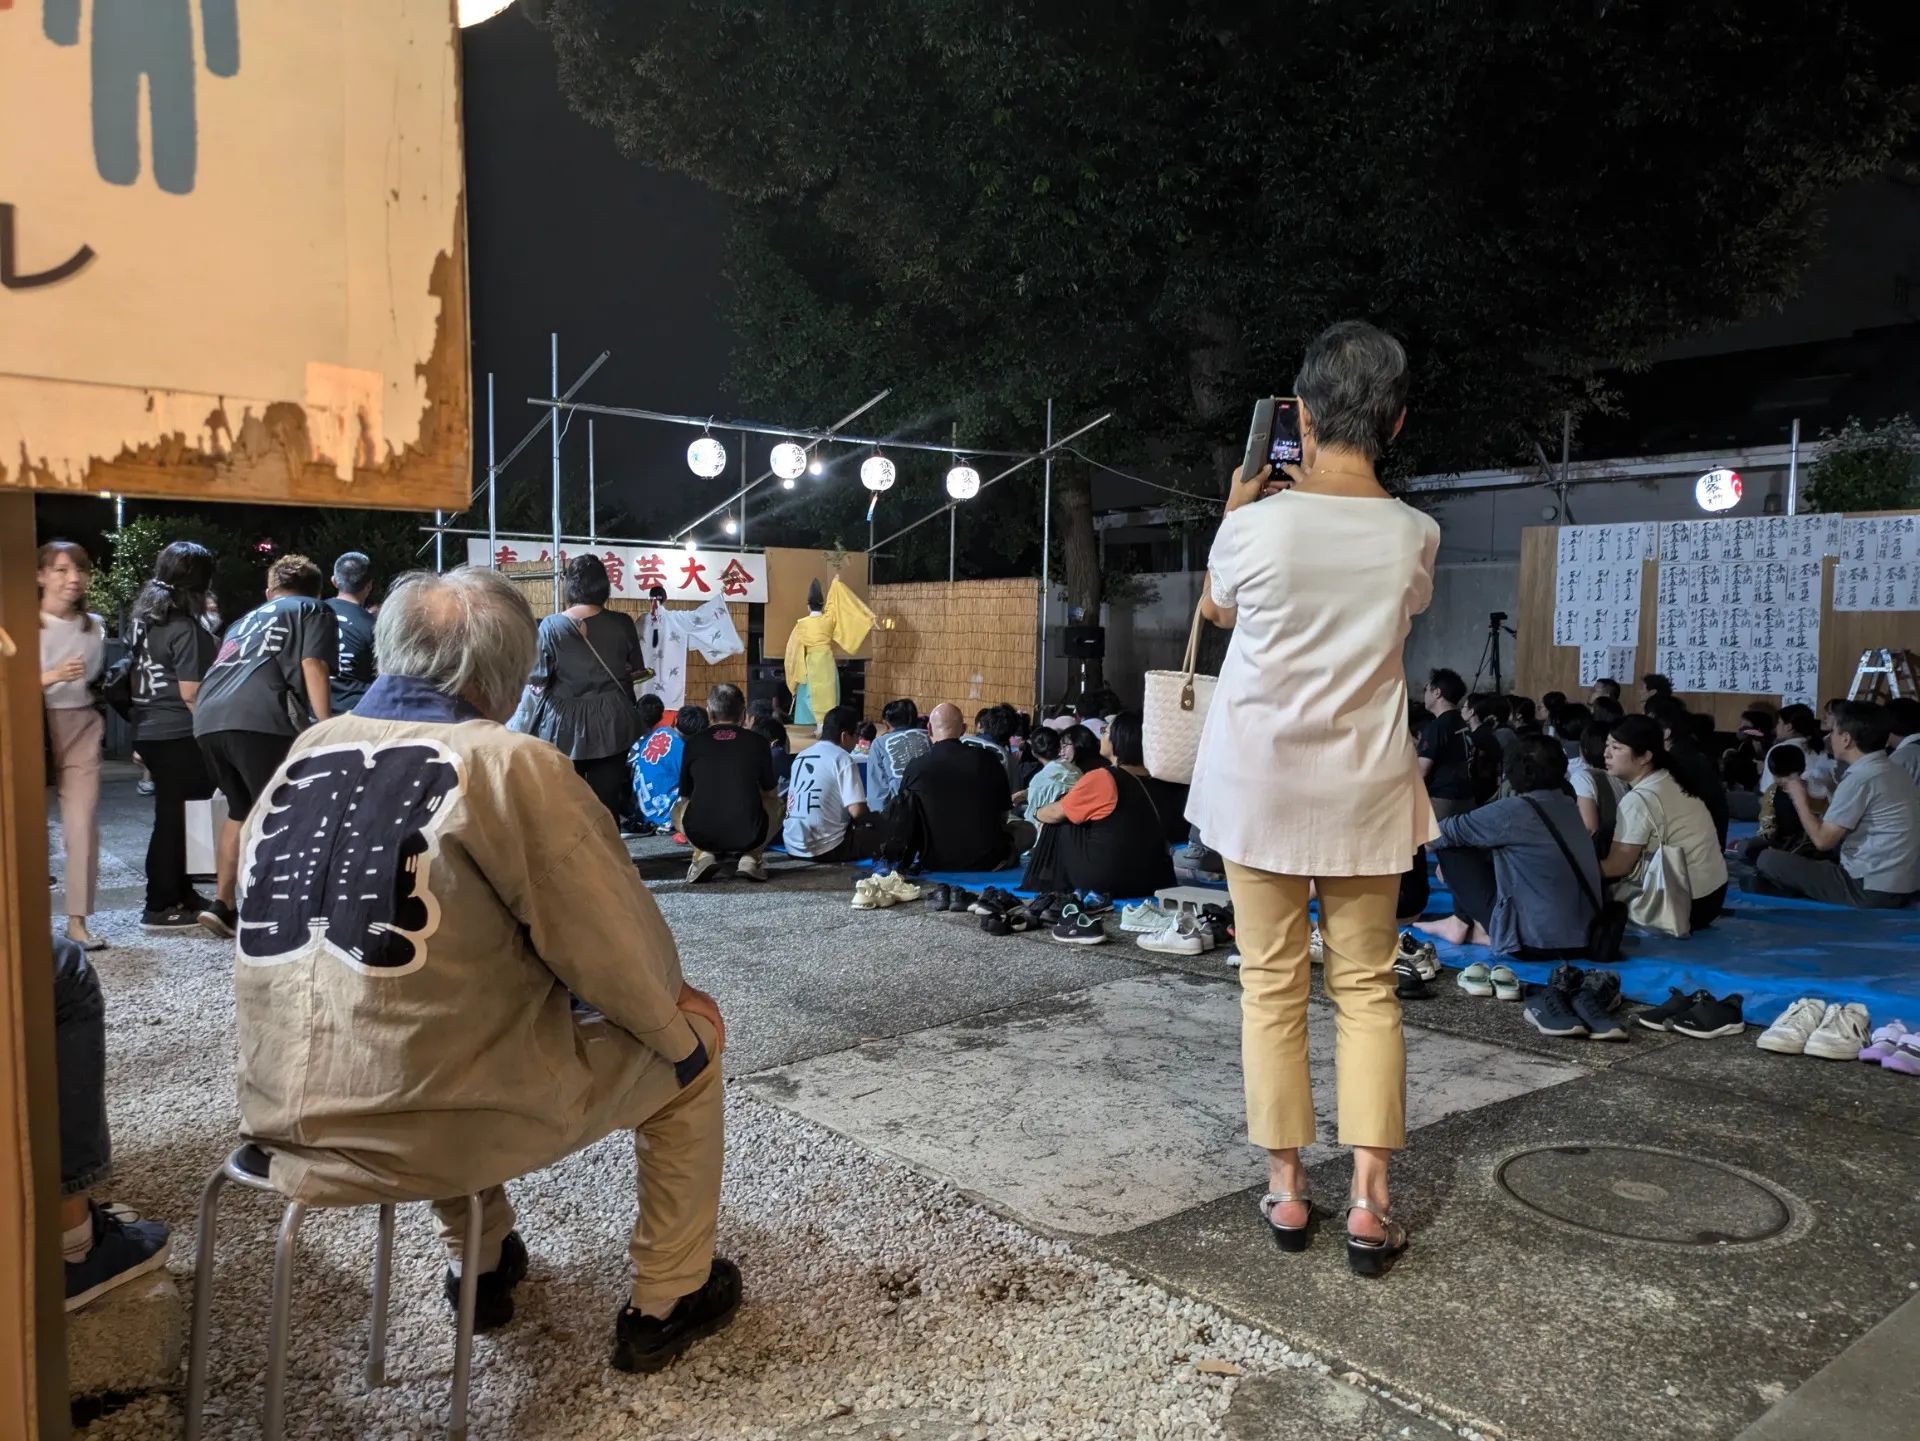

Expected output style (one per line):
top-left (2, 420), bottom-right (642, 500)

top-left (610, 1257), bottom-right (743, 1373)
top-left (1670, 993), bottom-right (1746, 1040)
top-left (923, 883), bottom-right (952, 912)
top-left (197, 898), bottom-right (238, 939)
top-left (1200, 904), bottom-right (1235, 946)
top-left (1050, 910), bottom-right (1109, 945)
top-left (140, 905), bottom-right (199, 932)
top-left (1029, 892), bottom-right (1069, 924)
top-left (443, 1230), bottom-right (529, 1332)
top-left (981, 910), bottom-right (1013, 936)
top-left (65, 1202), bottom-right (172, 1313)
top-left (1635, 986), bottom-right (1709, 1032)
top-left (1393, 957), bottom-right (1430, 1000)
top-left (968, 887), bottom-right (1011, 917)
top-left (1524, 986), bottom-right (1589, 1038)
top-left (1546, 962), bottom-right (1587, 995)
top-left (947, 887), bottom-right (978, 914)
top-left (1571, 972), bottom-right (1628, 1041)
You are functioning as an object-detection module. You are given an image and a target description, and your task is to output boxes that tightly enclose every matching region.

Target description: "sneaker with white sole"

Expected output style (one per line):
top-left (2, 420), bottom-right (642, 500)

top-left (1861, 1020), bottom-right (1910, 1063)
top-left (877, 873), bottom-right (923, 904)
top-left (1138, 915), bottom-right (1208, 955)
top-left (1396, 930), bottom-right (1440, 982)
top-left (65, 1203), bottom-right (172, 1313)
top-left (851, 878), bottom-right (894, 910)
top-left (735, 853), bottom-right (769, 882)
top-left (1804, 1001), bottom-right (1871, 1060)
top-left (1756, 997), bottom-right (1829, 1055)
top-left (1120, 901), bottom-right (1170, 933)
top-left (687, 852), bottom-right (719, 885)
top-left (1456, 962), bottom-right (1494, 998)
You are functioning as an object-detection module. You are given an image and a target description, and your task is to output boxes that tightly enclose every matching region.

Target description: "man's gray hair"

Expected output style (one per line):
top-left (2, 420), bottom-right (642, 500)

top-left (1292, 320), bottom-right (1410, 462)
top-left (707, 682), bottom-right (745, 722)
top-left (374, 567), bottom-right (536, 716)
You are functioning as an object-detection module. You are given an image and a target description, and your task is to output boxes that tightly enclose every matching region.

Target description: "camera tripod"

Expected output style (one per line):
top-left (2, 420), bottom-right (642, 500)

top-left (1473, 610), bottom-right (1518, 695)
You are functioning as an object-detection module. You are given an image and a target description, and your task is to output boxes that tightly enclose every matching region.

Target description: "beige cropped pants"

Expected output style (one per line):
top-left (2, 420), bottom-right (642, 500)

top-left (47, 706), bottom-right (103, 916)
top-left (1225, 861), bottom-right (1406, 1152)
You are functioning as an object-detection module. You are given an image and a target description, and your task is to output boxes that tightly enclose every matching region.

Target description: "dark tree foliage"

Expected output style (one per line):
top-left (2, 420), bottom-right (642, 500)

top-left (544, 0), bottom-right (1919, 607)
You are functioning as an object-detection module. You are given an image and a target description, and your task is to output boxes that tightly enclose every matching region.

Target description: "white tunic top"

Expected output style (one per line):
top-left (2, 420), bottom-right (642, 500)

top-left (1186, 490), bottom-right (1440, 876)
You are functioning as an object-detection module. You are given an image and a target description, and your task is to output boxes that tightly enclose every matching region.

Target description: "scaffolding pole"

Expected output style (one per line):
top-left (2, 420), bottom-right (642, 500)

top-left (486, 372), bottom-right (497, 568)
top-left (588, 418), bottom-right (597, 546)
top-left (1038, 399), bottom-right (1053, 711)
top-left (549, 334), bottom-right (563, 610)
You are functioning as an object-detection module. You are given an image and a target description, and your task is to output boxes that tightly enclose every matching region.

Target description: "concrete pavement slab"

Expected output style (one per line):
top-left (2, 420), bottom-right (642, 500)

top-left (1736, 1293), bottom-right (1920, 1441)
top-left (1094, 1068), bottom-right (1920, 1441)
top-left (742, 970), bottom-right (1582, 1235)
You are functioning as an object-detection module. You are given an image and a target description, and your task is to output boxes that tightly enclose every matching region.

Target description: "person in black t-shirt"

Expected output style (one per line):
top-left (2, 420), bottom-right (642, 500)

top-left (192, 554), bottom-right (338, 939)
top-left (325, 550), bottom-right (379, 713)
top-left (899, 703), bottom-right (1033, 871)
top-left (129, 541), bottom-right (222, 930)
top-left (1417, 668), bottom-right (1476, 818)
top-left (675, 684), bottom-right (783, 883)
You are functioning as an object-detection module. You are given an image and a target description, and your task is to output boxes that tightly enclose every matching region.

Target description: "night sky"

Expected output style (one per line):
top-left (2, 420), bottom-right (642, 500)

top-left (462, 8), bottom-right (733, 541)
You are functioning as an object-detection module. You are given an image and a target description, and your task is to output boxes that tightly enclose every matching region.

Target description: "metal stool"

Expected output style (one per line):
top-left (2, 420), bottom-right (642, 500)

top-left (184, 1143), bottom-right (486, 1441)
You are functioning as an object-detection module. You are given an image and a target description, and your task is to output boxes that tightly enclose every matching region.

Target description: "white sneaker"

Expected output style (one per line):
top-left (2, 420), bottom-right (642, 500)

top-left (1138, 915), bottom-right (1208, 955)
top-left (1120, 901), bottom-right (1170, 933)
top-left (735, 854), bottom-right (769, 882)
top-left (1804, 1001), bottom-right (1872, 1061)
top-left (1396, 930), bottom-right (1440, 981)
top-left (851, 877), bottom-right (891, 910)
top-left (1756, 997), bottom-right (1830, 1055)
top-left (878, 872), bottom-right (922, 903)
top-left (1309, 927), bottom-right (1324, 961)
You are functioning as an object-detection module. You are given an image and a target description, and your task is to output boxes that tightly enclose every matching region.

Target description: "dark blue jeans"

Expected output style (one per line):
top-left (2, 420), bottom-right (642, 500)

top-left (53, 935), bottom-right (110, 1195)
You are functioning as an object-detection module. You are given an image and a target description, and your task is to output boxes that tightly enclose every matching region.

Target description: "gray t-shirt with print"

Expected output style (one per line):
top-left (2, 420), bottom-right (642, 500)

top-left (193, 596), bottom-right (338, 738)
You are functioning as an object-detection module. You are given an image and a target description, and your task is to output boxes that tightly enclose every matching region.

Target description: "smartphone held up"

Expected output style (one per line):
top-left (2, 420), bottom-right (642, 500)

top-left (1239, 397), bottom-right (1303, 500)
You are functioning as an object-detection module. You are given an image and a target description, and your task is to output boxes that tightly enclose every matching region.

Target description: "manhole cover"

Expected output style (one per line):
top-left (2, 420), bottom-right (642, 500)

top-left (1493, 1144), bottom-right (1810, 1250)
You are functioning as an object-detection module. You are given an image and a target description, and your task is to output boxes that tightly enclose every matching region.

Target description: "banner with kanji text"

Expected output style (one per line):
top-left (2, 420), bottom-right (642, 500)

top-left (468, 539), bottom-right (767, 603)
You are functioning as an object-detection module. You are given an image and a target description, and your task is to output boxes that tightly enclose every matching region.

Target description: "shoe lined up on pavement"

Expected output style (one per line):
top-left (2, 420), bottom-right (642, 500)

top-left (1455, 961), bottom-right (1520, 1002)
top-left (1136, 908), bottom-right (1211, 955)
top-left (1521, 964), bottom-right (1629, 1041)
top-left (850, 871), bottom-right (923, 910)
top-left (1396, 931), bottom-right (1440, 982)
top-left (1758, 997), bottom-right (1911, 1069)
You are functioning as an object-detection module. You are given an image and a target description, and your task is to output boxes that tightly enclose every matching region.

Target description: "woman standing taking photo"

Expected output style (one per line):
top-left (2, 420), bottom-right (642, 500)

top-left (129, 541), bottom-right (220, 931)
top-left (1188, 320), bottom-right (1439, 1276)
top-left (517, 553), bottom-right (648, 823)
top-left (40, 542), bottom-right (108, 950)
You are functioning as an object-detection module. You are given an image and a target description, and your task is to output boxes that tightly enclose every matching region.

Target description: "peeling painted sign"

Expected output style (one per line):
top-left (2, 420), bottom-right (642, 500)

top-left (0, 0), bottom-right (470, 508)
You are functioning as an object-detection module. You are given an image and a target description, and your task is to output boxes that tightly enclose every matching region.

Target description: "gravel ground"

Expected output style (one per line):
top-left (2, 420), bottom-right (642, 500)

top-left (74, 908), bottom-right (1314, 1440)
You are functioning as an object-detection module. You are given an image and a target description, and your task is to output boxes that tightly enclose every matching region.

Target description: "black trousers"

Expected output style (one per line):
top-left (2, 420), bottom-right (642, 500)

top-left (134, 735), bottom-right (214, 912)
top-left (812, 811), bottom-right (894, 864)
top-left (574, 754), bottom-right (632, 825)
top-left (54, 935), bottom-right (109, 1195)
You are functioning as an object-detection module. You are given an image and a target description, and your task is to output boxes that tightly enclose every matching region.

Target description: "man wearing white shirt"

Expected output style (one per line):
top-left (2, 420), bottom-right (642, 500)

top-left (1756, 703), bottom-right (1920, 908)
top-left (783, 706), bottom-right (888, 861)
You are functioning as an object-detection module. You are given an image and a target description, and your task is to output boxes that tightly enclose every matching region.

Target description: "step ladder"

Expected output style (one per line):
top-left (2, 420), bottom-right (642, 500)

top-left (1848, 648), bottom-right (1920, 702)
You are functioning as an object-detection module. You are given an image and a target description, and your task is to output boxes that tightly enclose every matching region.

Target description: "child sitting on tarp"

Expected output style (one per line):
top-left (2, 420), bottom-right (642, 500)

top-left (1744, 742), bottom-right (1828, 862)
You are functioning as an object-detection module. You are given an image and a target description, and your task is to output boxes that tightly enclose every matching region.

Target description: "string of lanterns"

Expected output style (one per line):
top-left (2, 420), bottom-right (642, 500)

top-left (685, 432), bottom-right (985, 506)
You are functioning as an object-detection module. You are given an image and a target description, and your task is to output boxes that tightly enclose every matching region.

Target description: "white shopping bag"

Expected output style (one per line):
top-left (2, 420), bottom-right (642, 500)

top-left (185, 792), bottom-right (232, 879)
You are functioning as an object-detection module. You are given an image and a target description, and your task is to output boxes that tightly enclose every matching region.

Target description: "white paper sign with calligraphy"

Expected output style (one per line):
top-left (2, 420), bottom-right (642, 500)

top-left (467, 540), bottom-right (768, 603)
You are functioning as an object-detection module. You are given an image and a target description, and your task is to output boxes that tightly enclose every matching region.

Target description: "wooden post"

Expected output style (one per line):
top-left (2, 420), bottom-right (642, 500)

top-left (0, 491), bottom-right (69, 1440)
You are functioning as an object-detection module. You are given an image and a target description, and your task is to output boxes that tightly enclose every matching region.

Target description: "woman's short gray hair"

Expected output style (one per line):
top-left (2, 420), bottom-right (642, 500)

top-left (374, 567), bottom-right (536, 717)
top-left (1292, 320), bottom-right (1410, 462)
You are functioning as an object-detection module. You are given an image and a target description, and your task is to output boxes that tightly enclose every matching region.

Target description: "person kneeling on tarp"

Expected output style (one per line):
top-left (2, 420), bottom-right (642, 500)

top-left (1746, 701), bottom-right (1920, 909)
top-left (1597, 716), bottom-right (1728, 937)
top-left (230, 567), bottom-right (738, 1373)
top-left (1023, 721), bottom-right (1176, 901)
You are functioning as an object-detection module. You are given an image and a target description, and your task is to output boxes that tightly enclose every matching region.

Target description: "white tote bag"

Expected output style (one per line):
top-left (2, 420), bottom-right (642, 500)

top-left (1141, 601), bottom-right (1216, 785)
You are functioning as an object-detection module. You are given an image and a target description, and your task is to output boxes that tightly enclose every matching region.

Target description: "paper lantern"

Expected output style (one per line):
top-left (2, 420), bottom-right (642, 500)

top-left (1694, 468), bottom-right (1742, 513)
top-left (687, 435), bottom-right (728, 478)
top-left (861, 454), bottom-right (896, 492)
top-left (771, 442), bottom-right (808, 480)
top-left (946, 463), bottom-right (981, 500)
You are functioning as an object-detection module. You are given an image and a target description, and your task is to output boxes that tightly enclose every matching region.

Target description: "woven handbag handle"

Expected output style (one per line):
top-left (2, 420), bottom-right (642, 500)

top-left (1179, 598), bottom-right (1206, 711)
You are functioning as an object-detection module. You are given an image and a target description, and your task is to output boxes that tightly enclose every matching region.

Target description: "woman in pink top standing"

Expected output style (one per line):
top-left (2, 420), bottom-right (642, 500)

top-left (1187, 321), bottom-right (1439, 1275)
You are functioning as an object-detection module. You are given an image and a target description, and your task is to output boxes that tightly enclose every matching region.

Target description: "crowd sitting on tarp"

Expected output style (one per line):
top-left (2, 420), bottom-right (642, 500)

top-left (1411, 666), bottom-right (1920, 958)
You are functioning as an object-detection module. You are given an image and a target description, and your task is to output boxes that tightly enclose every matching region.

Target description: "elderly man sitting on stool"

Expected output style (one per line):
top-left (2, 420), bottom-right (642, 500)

top-left (231, 566), bottom-right (737, 1372)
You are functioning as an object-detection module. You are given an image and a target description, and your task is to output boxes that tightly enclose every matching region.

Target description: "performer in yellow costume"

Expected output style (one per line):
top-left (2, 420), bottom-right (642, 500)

top-left (784, 577), bottom-right (874, 724)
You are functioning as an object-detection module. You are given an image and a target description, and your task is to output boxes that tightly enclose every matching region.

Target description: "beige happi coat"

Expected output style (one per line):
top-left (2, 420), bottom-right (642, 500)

top-left (233, 701), bottom-right (700, 1205)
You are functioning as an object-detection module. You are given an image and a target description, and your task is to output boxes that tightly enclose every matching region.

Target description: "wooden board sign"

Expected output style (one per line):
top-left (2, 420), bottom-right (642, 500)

top-left (0, 0), bottom-right (470, 509)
